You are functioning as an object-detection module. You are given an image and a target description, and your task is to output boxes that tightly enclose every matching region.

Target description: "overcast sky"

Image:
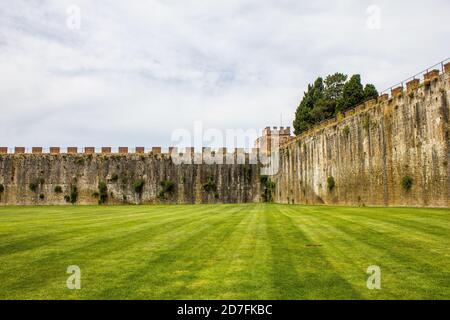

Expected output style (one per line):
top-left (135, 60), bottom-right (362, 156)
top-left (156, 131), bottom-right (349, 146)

top-left (0, 0), bottom-right (449, 149)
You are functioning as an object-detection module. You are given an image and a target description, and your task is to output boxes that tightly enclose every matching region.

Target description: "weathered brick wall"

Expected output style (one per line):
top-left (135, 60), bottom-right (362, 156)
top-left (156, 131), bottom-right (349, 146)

top-left (272, 73), bottom-right (449, 207)
top-left (0, 153), bottom-right (261, 205)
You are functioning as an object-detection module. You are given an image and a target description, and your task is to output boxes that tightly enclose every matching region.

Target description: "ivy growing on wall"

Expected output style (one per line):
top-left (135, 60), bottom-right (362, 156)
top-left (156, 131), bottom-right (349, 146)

top-left (110, 173), bottom-right (119, 182)
top-left (158, 180), bottom-right (175, 199)
top-left (342, 125), bottom-right (350, 137)
top-left (327, 176), bottom-right (336, 192)
top-left (64, 186), bottom-right (78, 204)
top-left (133, 179), bottom-right (145, 195)
top-left (260, 175), bottom-right (276, 203)
top-left (203, 175), bottom-right (219, 199)
top-left (29, 182), bottom-right (38, 192)
top-left (401, 176), bottom-right (413, 191)
top-left (98, 181), bottom-right (108, 204)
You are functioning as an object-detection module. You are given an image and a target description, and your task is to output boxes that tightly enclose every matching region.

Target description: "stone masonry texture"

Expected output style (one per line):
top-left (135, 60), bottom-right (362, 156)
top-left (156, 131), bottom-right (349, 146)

top-left (272, 72), bottom-right (449, 207)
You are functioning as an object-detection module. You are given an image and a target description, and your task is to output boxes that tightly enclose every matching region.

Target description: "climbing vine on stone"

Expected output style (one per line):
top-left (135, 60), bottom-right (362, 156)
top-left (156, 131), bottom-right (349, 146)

top-left (158, 180), bottom-right (175, 199)
top-left (203, 175), bottom-right (219, 199)
top-left (260, 175), bottom-right (276, 203)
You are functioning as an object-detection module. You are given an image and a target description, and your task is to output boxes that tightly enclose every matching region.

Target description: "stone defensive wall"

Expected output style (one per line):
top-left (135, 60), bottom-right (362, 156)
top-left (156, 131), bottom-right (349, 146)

top-left (1, 62), bottom-right (449, 207)
top-left (0, 148), bottom-right (263, 205)
top-left (273, 63), bottom-right (450, 207)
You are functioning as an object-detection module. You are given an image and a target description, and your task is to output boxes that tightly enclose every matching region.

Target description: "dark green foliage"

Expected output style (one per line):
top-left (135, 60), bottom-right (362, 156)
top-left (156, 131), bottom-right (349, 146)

top-left (98, 181), bottom-right (108, 204)
top-left (310, 73), bottom-right (348, 125)
top-left (327, 176), bottom-right (336, 192)
top-left (364, 84), bottom-right (379, 100)
top-left (203, 175), bottom-right (217, 193)
top-left (324, 73), bottom-right (348, 101)
top-left (120, 172), bottom-right (128, 185)
top-left (294, 72), bottom-right (377, 135)
top-left (29, 182), bottom-right (38, 192)
top-left (70, 186), bottom-right (78, 204)
top-left (54, 185), bottom-right (63, 193)
top-left (92, 192), bottom-right (99, 198)
top-left (133, 179), bottom-right (145, 194)
top-left (342, 125), bottom-right (350, 137)
top-left (293, 77), bottom-right (325, 135)
top-left (98, 181), bottom-right (107, 193)
top-left (362, 114), bottom-right (371, 131)
top-left (401, 176), bottom-right (413, 191)
top-left (158, 180), bottom-right (175, 199)
top-left (39, 194), bottom-right (45, 200)
top-left (0, 184), bottom-right (4, 193)
top-left (161, 180), bottom-right (175, 193)
top-left (111, 173), bottom-right (119, 182)
top-left (336, 75), bottom-right (365, 113)
top-left (260, 176), bottom-right (276, 203)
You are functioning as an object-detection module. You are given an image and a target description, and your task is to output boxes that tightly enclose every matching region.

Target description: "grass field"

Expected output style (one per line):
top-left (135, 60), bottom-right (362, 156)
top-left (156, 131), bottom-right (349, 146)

top-left (0, 204), bottom-right (449, 300)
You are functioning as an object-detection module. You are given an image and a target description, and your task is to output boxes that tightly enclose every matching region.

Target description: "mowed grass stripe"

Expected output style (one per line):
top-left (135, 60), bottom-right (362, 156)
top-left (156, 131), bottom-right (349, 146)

top-left (0, 205), bottom-right (228, 298)
top-left (0, 205), bottom-right (211, 260)
top-left (0, 204), bottom-right (448, 300)
top-left (270, 205), bottom-right (362, 299)
top-left (95, 205), bottom-right (248, 299)
top-left (283, 206), bottom-right (398, 299)
top-left (0, 206), bottom-right (190, 254)
top-left (325, 209), bottom-right (450, 299)
top-left (172, 205), bottom-right (274, 299)
top-left (284, 206), bottom-right (449, 299)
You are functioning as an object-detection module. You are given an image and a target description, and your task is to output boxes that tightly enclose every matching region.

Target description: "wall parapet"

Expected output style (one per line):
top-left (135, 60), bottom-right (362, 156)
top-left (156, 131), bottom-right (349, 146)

top-left (0, 147), bottom-right (264, 165)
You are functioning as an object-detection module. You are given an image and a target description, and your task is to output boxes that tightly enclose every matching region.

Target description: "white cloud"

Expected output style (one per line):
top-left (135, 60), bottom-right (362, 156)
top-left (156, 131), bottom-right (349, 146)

top-left (0, 0), bottom-right (449, 148)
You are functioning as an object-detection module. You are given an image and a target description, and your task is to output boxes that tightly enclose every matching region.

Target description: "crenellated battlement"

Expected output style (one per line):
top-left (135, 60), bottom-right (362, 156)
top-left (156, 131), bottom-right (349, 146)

top-left (0, 146), bottom-right (263, 157)
top-left (255, 126), bottom-right (294, 153)
top-left (0, 146), bottom-right (267, 166)
top-left (262, 126), bottom-right (292, 137)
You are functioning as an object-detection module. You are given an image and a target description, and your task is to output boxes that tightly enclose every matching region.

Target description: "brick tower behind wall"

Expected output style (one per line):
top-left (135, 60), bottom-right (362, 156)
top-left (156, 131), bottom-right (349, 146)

top-left (255, 126), bottom-right (293, 154)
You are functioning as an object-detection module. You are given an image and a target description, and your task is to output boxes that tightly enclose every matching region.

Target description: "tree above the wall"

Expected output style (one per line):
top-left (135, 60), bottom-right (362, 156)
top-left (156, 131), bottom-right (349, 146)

top-left (294, 73), bottom-right (378, 135)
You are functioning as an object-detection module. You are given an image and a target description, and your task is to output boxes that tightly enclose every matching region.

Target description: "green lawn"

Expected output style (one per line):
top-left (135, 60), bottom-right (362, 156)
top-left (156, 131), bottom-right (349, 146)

top-left (0, 204), bottom-right (449, 300)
